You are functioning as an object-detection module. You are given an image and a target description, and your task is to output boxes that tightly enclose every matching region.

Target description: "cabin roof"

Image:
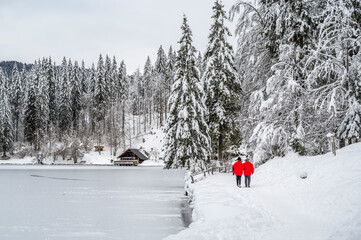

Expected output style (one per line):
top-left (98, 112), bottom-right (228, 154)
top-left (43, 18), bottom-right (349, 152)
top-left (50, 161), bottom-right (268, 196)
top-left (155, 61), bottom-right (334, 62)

top-left (117, 148), bottom-right (149, 161)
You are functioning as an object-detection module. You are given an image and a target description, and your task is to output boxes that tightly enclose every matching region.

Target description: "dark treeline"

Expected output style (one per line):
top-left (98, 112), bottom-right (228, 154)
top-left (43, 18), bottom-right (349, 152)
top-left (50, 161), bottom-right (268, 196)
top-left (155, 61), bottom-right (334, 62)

top-left (0, 61), bottom-right (33, 77)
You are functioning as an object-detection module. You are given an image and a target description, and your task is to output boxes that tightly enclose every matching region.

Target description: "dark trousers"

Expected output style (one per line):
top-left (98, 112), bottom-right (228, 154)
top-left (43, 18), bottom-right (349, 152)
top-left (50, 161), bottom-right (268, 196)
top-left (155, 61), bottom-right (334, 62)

top-left (236, 175), bottom-right (242, 187)
top-left (245, 176), bottom-right (251, 187)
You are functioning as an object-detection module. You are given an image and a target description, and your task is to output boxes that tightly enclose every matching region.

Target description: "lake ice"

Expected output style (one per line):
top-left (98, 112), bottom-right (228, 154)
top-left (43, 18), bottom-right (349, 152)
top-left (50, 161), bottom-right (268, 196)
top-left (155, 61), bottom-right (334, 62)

top-left (0, 166), bottom-right (191, 240)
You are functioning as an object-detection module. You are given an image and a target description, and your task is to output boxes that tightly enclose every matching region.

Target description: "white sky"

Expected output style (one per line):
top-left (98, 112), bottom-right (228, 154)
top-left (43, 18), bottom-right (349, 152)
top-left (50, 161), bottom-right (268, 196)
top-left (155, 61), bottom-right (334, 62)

top-left (0, 0), bottom-right (237, 73)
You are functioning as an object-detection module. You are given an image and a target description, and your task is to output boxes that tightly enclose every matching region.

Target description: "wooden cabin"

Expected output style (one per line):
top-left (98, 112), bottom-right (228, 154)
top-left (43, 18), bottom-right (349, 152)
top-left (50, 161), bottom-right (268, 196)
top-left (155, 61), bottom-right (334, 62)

top-left (94, 146), bottom-right (104, 151)
top-left (114, 149), bottom-right (149, 166)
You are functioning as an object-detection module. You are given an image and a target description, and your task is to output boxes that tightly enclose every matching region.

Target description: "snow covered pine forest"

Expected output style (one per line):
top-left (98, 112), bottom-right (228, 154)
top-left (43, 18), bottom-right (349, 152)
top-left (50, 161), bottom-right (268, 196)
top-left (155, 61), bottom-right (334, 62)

top-left (0, 0), bottom-right (361, 170)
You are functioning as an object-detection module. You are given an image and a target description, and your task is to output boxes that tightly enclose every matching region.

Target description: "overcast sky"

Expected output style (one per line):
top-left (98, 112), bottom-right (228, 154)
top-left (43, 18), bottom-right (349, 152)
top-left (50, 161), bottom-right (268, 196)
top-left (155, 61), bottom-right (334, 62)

top-left (0, 0), bottom-right (237, 73)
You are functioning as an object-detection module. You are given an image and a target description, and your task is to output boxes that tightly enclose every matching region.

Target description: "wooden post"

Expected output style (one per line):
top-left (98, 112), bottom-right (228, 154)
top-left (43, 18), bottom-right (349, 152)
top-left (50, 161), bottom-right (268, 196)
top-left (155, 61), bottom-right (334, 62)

top-left (327, 133), bottom-right (336, 156)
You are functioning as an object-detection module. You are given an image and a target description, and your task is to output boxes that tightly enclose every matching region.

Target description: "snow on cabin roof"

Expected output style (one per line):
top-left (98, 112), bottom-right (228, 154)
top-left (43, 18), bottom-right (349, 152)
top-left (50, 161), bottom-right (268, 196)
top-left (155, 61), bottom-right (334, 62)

top-left (117, 149), bottom-right (149, 160)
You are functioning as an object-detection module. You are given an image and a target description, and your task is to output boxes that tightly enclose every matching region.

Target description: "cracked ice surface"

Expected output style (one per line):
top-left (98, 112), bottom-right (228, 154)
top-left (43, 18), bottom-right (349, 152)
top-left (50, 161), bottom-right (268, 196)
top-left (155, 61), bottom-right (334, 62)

top-left (0, 166), bottom-right (191, 240)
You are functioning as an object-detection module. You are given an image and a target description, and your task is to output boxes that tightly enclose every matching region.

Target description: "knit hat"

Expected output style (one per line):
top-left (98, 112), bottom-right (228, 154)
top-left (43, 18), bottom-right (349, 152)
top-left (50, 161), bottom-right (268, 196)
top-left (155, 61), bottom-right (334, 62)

top-left (237, 157), bottom-right (242, 161)
top-left (245, 158), bottom-right (249, 161)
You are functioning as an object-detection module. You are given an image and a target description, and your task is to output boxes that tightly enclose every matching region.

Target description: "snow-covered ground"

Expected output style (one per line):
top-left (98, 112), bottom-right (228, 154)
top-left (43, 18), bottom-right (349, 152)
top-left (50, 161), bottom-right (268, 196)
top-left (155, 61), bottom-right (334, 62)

top-left (0, 128), bottom-right (166, 166)
top-left (165, 142), bottom-right (361, 240)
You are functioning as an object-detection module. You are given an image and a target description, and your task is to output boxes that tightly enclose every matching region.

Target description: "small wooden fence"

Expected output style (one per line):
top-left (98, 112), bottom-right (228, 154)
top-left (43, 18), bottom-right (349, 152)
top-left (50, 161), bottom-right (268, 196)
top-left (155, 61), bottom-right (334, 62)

top-left (190, 165), bottom-right (232, 184)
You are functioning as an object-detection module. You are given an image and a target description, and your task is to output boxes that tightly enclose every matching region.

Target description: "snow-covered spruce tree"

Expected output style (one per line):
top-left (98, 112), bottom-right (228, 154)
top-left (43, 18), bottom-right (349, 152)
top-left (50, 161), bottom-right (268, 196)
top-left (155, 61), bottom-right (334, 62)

top-left (231, 0), bottom-right (319, 161)
top-left (143, 56), bottom-right (154, 127)
top-left (110, 56), bottom-right (118, 103)
top-left (104, 55), bottom-right (112, 105)
top-left (80, 60), bottom-right (88, 95)
top-left (93, 55), bottom-right (106, 150)
top-left (203, 0), bottom-right (242, 161)
top-left (165, 46), bottom-right (176, 119)
top-left (164, 15), bottom-right (211, 172)
top-left (88, 63), bottom-right (97, 132)
top-left (34, 60), bottom-right (50, 151)
top-left (167, 46), bottom-right (176, 88)
top-left (94, 54), bottom-right (107, 125)
top-left (46, 57), bottom-right (57, 128)
top-left (70, 61), bottom-right (82, 132)
top-left (118, 61), bottom-right (128, 150)
top-left (9, 63), bottom-right (23, 142)
top-left (306, 0), bottom-right (361, 148)
top-left (196, 51), bottom-right (204, 80)
top-left (155, 45), bottom-right (168, 126)
top-left (59, 58), bottom-right (72, 138)
top-left (0, 69), bottom-right (14, 158)
top-left (106, 56), bottom-right (121, 155)
top-left (135, 67), bottom-right (145, 133)
top-left (337, 51), bottom-right (361, 140)
top-left (24, 63), bottom-right (39, 148)
top-left (230, 0), bottom-right (277, 160)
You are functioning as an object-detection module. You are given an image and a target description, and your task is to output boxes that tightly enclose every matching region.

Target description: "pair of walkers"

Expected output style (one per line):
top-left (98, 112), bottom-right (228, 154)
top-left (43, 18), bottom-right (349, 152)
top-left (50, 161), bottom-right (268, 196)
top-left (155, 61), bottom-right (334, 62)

top-left (232, 157), bottom-right (254, 188)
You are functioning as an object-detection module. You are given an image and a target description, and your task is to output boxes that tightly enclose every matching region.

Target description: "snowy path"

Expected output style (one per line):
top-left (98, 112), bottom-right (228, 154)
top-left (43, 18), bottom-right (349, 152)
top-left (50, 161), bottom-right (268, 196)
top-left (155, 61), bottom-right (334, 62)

top-left (165, 143), bottom-right (361, 240)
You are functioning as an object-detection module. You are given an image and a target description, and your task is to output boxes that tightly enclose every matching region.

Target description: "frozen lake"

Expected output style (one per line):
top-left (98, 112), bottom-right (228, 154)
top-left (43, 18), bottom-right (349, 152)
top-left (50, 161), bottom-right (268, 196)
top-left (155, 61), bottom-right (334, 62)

top-left (0, 166), bottom-right (191, 240)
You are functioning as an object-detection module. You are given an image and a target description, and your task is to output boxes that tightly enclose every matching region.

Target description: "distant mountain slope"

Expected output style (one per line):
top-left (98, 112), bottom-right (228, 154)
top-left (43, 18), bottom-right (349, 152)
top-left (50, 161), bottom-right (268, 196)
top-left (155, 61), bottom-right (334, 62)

top-left (0, 61), bottom-right (33, 76)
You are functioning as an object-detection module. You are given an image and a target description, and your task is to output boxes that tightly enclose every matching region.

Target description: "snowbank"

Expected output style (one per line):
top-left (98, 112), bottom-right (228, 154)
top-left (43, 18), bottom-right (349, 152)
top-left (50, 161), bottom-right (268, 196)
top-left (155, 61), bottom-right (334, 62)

top-left (0, 156), bottom-right (35, 165)
top-left (139, 160), bottom-right (165, 167)
top-left (164, 143), bottom-right (361, 240)
top-left (0, 128), bottom-right (166, 166)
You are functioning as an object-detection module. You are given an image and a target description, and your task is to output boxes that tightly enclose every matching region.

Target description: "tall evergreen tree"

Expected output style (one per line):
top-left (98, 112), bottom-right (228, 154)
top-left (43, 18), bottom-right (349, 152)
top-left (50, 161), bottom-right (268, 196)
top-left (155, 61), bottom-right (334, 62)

top-left (337, 51), bottom-right (361, 139)
top-left (164, 15), bottom-right (211, 172)
top-left (47, 57), bottom-right (57, 127)
top-left (59, 57), bottom-right (72, 136)
top-left (24, 64), bottom-right (39, 147)
top-left (9, 63), bottom-right (22, 142)
top-left (143, 56), bottom-right (154, 126)
top-left (165, 46), bottom-right (176, 118)
top-left (155, 45), bottom-right (168, 126)
top-left (204, 0), bottom-right (242, 161)
top-left (118, 60), bottom-right (128, 150)
top-left (35, 60), bottom-right (49, 150)
top-left (71, 61), bottom-right (82, 131)
top-left (196, 51), bottom-right (204, 79)
top-left (80, 60), bottom-right (88, 95)
top-left (94, 54), bottom-right (107, 124)
top-left (104, 55), bottom-right (112, 104)
top-left (0, 69), bottom-right (14, 158)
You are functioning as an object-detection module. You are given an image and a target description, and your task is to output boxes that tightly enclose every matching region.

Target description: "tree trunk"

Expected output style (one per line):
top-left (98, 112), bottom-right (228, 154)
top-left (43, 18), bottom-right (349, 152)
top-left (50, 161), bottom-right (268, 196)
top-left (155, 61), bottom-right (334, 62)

top-left (164, 94), bottom-right (167, 121)
top-left (218, 133), bottom-right (223, 162)
top-left (15, 118), bottom-right (19, 142)
top-left (144, 101), bottom-right (147, 132)
top-left (340, 138), bottom-right (345, 148)
top-left (149, 100), bottom-right (152, 127)
top-left (133, 112), bottom-right (135, 135)
top-left (122, 103), bottom-right (125, 150)
top-left (160, 90), bottom-right (163, 126)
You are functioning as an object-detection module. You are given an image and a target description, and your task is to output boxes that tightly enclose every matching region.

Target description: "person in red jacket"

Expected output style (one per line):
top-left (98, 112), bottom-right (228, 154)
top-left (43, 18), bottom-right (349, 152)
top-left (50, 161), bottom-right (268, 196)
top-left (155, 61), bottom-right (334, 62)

top-left (243, 158), bottom-right (254, 188)
top-left (232, 157), bottom-right (243, 187)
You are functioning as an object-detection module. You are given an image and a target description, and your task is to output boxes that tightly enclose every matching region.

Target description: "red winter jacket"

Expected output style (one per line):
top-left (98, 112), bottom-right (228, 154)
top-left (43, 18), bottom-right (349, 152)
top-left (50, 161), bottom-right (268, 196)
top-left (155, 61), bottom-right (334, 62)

top-left (243, 161), bottom-right (254, 176)
top-left (233, 161), bottom-right (244, 176)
